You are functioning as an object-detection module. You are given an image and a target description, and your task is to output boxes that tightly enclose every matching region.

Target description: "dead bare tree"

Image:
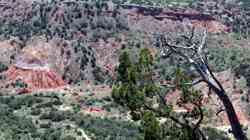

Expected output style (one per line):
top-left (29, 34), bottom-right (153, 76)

top-left (157, 28), bottom-right (247, 140)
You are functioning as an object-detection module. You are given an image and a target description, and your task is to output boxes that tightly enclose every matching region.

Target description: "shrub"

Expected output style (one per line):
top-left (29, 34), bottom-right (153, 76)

top-left (12, 79), bottom-right (28, 88)
top-left (36, 101), bottom-right (54, 108)
top-left (39, 122), bottom-right (51, 129)
top-left (42, 129), bottom-right (62, 140)
top-left (203, 127), bottom-right (229, 140)
top-left (30, 108), bottom-right (41, 116)
top-left (142, 111), bottom-right (161, 140)
top-left (0, 62), bottom-right (8, 73)
top-left (73, 104), bottom-right (81, 113)
top-left (39, 111), bottom-right (66, 122)
top-left (62, 135), bottom-right (76, 140)
top-left (52, 100), bottom-right (63, 106)
top-left (76, 130), bottom-right (82, 136)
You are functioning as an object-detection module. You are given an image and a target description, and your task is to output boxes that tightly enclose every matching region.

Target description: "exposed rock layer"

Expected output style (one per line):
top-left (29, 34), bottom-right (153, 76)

top-left (6, 66), bottom-right (65, 90)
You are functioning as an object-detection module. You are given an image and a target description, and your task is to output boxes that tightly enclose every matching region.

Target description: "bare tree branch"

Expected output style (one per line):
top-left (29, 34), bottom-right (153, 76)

top-left (216, 108), bottom-right (225, 116)
top-left (157, 28), bottom-right (247, 140)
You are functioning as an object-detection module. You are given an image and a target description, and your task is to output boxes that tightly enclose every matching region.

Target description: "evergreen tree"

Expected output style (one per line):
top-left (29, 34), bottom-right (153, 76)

top-left (117, 51), bottom-right (132, 83)
top-left (142, 111), bottom-right (161, 140)
top-left (112, 48), bottom-right (206, 140)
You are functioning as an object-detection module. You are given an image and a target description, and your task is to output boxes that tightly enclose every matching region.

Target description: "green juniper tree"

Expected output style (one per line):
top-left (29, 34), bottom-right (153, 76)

top-left (142, 111), bottom-right (161, 140)
top-left (112, 48), bottom-right (205, 140)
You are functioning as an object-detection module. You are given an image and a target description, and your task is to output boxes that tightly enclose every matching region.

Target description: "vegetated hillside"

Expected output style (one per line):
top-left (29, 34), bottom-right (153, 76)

top-left (0, 0), bottom-right (250, 139)
top-left (0, 92), bottom-right (142, 140)
top-left (0, 0), bottom-right (129, 41)
top-left (112, 0), bottom-right (194, 6)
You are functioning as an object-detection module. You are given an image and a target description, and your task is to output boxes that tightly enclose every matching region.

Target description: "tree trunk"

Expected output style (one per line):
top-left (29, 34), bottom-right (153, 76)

top-left (211, 86), bottom-right (247, 140)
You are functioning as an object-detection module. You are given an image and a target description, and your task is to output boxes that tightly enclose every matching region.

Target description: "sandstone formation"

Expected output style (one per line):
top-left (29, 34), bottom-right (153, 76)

top-left (6, 66), bottom-right (65, 90)
top-left (4, 37), bottom-right (69, 90)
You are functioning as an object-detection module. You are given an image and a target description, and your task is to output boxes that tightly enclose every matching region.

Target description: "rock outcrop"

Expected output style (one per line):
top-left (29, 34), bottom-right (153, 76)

top-left (4, 37), bottom-right (68, 90)
top-left (6, 66), bottom-right (65, 90)
top-left (121, 4), bottom-right (229, 34)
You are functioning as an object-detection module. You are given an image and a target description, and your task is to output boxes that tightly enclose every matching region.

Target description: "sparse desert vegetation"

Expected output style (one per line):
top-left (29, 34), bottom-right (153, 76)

top-left (0, 0), bottom-right (250, 140)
